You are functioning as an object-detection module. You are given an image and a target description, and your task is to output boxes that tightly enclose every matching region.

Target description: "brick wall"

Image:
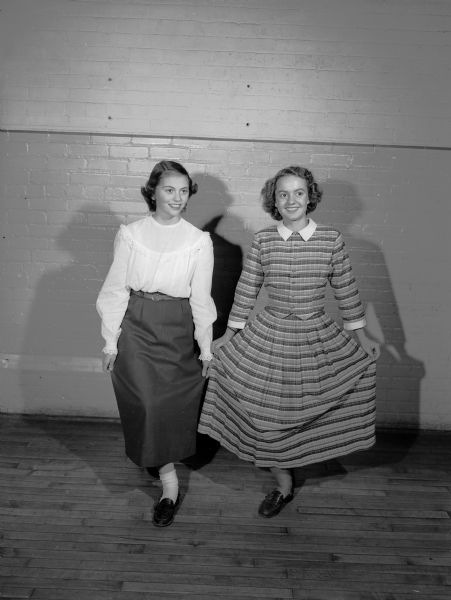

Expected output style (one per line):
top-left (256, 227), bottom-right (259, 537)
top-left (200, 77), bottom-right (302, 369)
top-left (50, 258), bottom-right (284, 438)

top-left (1, 0), bottom-right (450, 146)
top-left (0, 0), bottom-right (450, 428)
top-left (1, 131), bottom-right (450, 428)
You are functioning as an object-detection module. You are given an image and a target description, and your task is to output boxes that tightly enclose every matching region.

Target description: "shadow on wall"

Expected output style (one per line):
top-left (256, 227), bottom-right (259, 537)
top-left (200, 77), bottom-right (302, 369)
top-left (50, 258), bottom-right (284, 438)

top-left (320, 179), bottom-right (425, 436)
top-left (18, 203), bottom-right (122, 417)
top-left (186, 172), bottom-right (251, 339)
top-left (19, 204), bottom-right (135, 493)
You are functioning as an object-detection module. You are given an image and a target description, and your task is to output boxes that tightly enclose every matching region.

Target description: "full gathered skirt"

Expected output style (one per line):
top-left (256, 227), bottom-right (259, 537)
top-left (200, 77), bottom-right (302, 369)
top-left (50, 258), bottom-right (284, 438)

top-left (112, 293), bottom-right (204, 467)
top-left (198, 309), bottom-right (376, 468)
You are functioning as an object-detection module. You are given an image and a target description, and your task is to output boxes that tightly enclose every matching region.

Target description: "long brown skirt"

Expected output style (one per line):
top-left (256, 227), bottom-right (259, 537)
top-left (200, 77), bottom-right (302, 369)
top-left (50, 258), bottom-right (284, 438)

top-left (111, 292), bottom-right (204, 467)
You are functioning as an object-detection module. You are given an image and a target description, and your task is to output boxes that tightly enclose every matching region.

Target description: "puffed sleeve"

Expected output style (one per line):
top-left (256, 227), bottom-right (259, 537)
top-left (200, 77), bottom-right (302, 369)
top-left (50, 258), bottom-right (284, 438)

top-left (189, 233), bottom-right (217, 361)
top-left (96, 226), bottom-right (132, 354)
top-left (329, 232), bottom-right (366, 330)
top-left (228, 234), bottom-right (264, 327)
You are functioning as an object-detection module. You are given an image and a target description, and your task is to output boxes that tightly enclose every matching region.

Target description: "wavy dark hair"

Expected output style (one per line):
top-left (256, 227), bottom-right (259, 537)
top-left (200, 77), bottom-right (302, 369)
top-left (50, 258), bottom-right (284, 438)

top-left (141, 160), bottom-right (198, 211)
top-left (262, 165), bottom-right (322, 220)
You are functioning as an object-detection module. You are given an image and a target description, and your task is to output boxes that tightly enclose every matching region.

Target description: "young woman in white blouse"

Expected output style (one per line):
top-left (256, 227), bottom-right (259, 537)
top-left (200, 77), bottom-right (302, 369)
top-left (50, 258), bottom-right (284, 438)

top-left (97, 161), bottom-right (216, 527)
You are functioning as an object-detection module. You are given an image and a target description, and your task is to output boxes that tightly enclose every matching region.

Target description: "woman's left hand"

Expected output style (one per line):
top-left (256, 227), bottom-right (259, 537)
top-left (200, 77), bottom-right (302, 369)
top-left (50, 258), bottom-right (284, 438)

top-left (355, 329), bottom-right (381, 360)
top-left (360, 337), bottom-right (381, 360)
top-left (201, 359), bottom-right (212, 378)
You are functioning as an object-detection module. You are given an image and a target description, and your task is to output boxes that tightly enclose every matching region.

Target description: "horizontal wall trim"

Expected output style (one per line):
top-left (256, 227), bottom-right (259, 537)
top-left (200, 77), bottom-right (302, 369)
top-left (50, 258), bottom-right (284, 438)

top-left (2, 128), bottom-right (450, 152)
top-left (0, 354), bottom-right (103, 374)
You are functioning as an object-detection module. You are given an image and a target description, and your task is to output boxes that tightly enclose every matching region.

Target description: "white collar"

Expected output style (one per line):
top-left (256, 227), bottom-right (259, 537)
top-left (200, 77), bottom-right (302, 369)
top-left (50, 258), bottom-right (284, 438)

top-left (277, 219), bottom-right (317, 241)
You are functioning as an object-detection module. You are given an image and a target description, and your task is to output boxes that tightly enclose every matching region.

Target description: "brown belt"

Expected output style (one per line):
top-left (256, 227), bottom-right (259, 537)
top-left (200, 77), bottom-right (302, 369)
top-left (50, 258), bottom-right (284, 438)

top-left (131, 290), bottom-right (184, 302)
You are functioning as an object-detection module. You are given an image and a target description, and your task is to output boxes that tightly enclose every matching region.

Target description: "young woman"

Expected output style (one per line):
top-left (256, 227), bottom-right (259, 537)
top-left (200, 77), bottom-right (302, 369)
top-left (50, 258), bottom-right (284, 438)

top-left (198, 165), bottom-right (379, 518)
top-left (97, 160), bottom-right (216, 527)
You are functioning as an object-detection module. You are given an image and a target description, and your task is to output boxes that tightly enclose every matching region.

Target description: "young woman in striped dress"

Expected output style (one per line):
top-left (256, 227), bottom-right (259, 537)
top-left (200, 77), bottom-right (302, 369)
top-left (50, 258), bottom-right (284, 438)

top-left (198, 165), bottom-right (380, 518)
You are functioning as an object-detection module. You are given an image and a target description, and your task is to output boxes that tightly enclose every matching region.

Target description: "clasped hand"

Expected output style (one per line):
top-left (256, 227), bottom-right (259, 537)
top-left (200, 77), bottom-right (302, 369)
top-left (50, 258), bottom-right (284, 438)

top-left (357, 335), bottom-right (381, 360)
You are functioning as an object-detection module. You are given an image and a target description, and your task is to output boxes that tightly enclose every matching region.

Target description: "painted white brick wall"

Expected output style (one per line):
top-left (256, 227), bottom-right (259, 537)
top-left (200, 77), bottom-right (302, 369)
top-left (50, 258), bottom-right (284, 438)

top-left (0, 131), bottom-right (450, 429)
top-left (1, 0), bottom-right (450, 146)
top-left (0, 0), bottom-right (450, 427)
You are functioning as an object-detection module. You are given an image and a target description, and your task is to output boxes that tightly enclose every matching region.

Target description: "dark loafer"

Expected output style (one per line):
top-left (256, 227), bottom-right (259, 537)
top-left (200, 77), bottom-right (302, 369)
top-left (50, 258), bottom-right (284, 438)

top-left (146, 467), bottom-right (160, 478)
top-left (152, 494), bottom-right (180, 527)
top-left (258, 489), bottom-right (294, 518)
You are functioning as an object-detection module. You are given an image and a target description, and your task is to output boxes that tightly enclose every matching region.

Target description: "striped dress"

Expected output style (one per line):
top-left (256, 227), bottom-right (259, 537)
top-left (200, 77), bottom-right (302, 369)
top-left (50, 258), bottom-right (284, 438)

top-left (198, 221), bottom-right (376, 468)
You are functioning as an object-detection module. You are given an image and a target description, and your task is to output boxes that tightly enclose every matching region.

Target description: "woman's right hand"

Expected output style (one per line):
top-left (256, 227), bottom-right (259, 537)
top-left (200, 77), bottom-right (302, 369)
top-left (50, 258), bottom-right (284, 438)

top-left (102, 353), bottom-right (117, 373)
top-left (212, 327), bottom-right (239, 354)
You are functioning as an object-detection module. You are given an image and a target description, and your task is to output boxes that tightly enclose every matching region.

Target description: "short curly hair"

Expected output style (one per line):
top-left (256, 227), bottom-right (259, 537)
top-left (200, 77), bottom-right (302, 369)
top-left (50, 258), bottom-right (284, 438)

top-left (141, 160), bottom-right (198, 212)
top-left (262, 165), bottom-right (322, 220)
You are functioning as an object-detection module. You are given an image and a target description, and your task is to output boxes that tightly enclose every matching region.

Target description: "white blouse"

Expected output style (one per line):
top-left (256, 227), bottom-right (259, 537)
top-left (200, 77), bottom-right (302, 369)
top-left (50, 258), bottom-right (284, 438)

top-left (96, 215), bottom-right (216, 360)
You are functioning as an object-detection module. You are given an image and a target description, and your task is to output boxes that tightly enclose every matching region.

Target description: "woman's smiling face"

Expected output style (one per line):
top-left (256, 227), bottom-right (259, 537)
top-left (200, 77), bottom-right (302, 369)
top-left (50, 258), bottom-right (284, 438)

top-left (275, 174), bottom-right (309, 230)
top-left (153, 172), bottom-right (190, 224)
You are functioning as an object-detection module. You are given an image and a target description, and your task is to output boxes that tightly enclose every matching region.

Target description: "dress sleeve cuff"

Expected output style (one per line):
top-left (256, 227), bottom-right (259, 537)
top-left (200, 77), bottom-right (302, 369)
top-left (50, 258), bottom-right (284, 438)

top-left (227, 320), bottom-right (246, 329)
top-left (199, 353), bottom-right (213, 361)
top-left (344, 318), bottom-right (367, 331)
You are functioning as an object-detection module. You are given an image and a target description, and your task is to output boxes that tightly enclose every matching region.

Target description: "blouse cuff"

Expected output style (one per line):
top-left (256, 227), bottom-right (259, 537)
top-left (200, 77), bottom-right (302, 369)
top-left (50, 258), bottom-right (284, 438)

top-left (199, 353), bottom-right (213, 361)
top-left (344, 318), bottom-right (366, 331)
top-left (102, 346), bottom-right (118, 355)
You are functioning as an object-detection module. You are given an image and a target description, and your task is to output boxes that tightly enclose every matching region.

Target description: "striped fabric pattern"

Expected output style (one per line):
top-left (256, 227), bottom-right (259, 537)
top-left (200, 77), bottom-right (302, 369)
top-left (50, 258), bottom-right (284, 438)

top-left (198, 224), bottom-right (376, 468)
top-left (230, 225), bottom-right (366, 324)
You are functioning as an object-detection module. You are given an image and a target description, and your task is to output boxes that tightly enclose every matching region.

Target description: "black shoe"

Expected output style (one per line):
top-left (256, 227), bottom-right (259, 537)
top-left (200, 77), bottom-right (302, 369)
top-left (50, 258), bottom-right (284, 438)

top-left (258, 489), bottom-right (294, 518)
top-left (152, 494), bottom-right (180, 527)
top-left (146, 467), bottom-right (160, 478)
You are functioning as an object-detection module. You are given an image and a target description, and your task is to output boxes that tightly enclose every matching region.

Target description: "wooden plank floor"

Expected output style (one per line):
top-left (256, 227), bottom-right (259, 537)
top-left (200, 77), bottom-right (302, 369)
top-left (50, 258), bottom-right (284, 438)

top-left (0, 415), bottom-right (450, 600)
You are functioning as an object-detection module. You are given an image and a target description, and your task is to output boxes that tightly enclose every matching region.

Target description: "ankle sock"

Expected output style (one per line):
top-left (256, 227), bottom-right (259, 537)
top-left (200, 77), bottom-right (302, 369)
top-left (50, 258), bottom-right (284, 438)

top-left (271, 467), bottom-right (293, 496)
top-left (159, 468), bottom-right (179, 502)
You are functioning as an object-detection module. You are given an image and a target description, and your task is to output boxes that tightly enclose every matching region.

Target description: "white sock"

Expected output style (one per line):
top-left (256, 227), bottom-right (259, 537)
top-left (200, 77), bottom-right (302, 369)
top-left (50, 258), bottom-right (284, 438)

top-left (159, 468), bottom-right (179, 502)
top-left (270, 467), bottom-right (293, 496)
